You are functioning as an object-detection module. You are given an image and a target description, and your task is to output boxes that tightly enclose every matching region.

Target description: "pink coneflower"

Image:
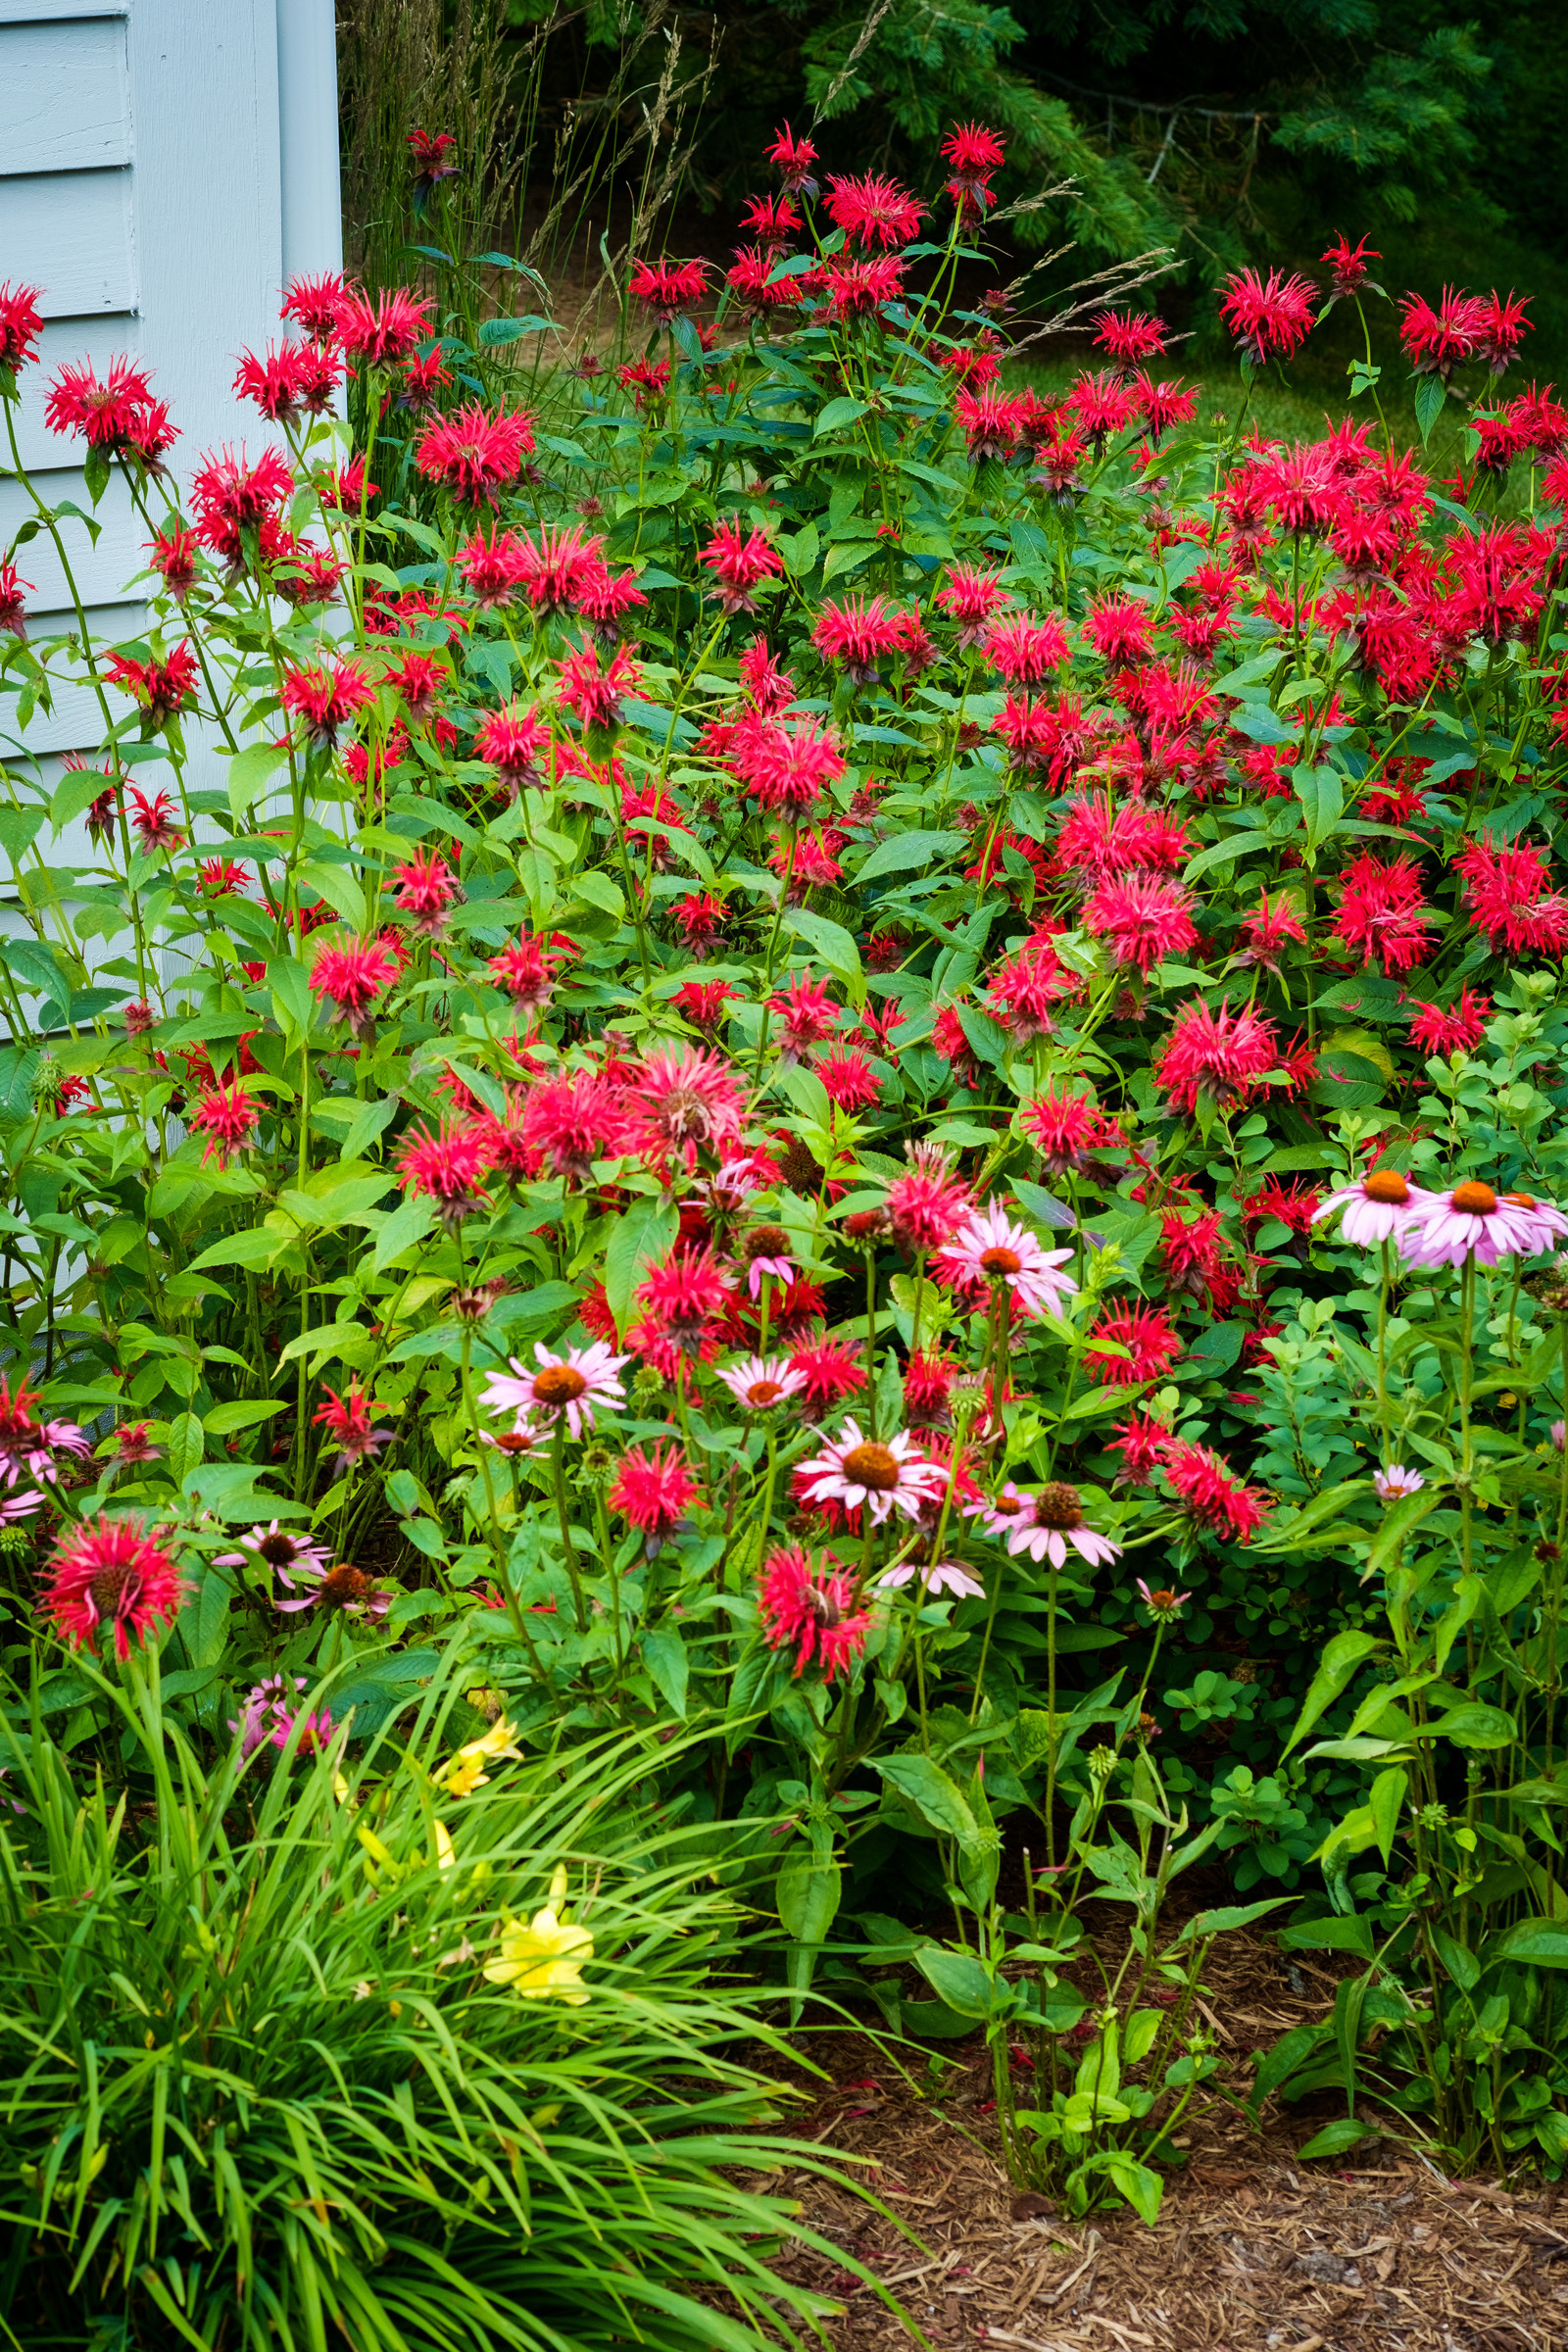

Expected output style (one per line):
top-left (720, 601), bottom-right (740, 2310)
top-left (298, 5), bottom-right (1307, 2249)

top-left (1159, 1439), bottom-right (1270, 1544)
top-left (936, 1202), bottom-right (1077, 1322)
top-left (788, 1333), bottom-right (867, 1410)
top-left (234, 1674), bottom-right (334, 1759)
top-left (1312, 1167), bottom-right (1434, 1247)
top-left (623, 1045), bottom-right (750, 1175)
top-left (886, 1141), bottom-right (970, 1254)
top-left (1135, 1578), bottom-right (1193, 1621)
top-left (215, 1520), bottom-right (332, 1580)
top-left (0, 1376), bottom-right (88, 1489)
top-left (396, 1122), bottom-right (491, 1227)
top-left (610, 1442), bottom-right (697, 1545)
top-left (969, 1479), bottom-right (1121, 1569)
top-left (39, 1515), bottom-right (187, 1660)
top-left (796, 1419), bottom-right (946, 1528)
top-left (741, 1224), bottom-right (795, 1300)
top-left (1374, 1464), bottom-right (1425, 1499)
top-left (1085, 1302), bottom-right (1182, 1387)
top-left (189, 1077), bottom-right (261, 1169)
top-left (275, 1560), bottom-right (392, 1619)
top-left (715, 1354), bottom-right (808, 1412)
top-left (1401, 1179), bottom-right (1555, 1268)
top-left (480, 1342), bottom-right (629, 1440)
top-left (760, 1545), bottom-right (869, 1681)
top-left (312, 1380), bottom-right (393, 1471)
top-left (876, 1557), bottom-right (985, 1599)
top-left (309, 936), bottom-right (399, 1037)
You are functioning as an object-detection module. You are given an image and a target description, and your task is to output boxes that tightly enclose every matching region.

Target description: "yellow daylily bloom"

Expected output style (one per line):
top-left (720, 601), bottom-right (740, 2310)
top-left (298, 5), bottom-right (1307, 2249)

top-left (483, 1904), bottom-right (593, 2003)
top-left (438, 1716), bottom-right (521, 1797)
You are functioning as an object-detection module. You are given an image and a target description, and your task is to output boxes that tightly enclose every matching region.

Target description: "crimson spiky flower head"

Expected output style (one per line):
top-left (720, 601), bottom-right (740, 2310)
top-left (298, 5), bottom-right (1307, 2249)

top-left (1218, 266), bottom-right (1317, 366)
top-left (700, 518), bottom-right (783, 613)
top-left (189, 1077), bottom-right (260, 1169)
top-left (610, 1442), bottom-right (697, 1548)
top-left (760, 1545), bottom-right (868, 1681)
top-left (1321, 234), bottom-right (1380, 299)
top-left (1085, 1302), bottom-right (1182, 1388)
top-left (558, 643), bottom-right (641, 734)
top-left (280, 270), bottom-right (347, 343)
top-left (0, 282), bottom-right (44, 374)
top-left (416, 403), bottom-right (534, 505)
top-left (519, 1070), bottom-right (626, 1184)
top-left (397, 1122), bottom-right (491, 1228)
top-left (766, 122), bottom-right (818, 196)
top-left (40, 1515), bottom-right (187, 1661)
top-left (280, 656), bottom-right (376, 752)
top-left (1159, 1437), bottom-right (1270, 1544)
top-left (104, 648), bottom-right (199, 732)
top-left (1398, 286), bottom-right (1484, 382)
top-left (1092, 310), bottom-right (1166, 372)
top-left (333, 284), bottom-right (434, 365)
top-left (629, 258), bottom-right (710, 322)
top-left (44, 357), bottom-right (168, 456)
top-left (0, 563), bottom-right (29, 640)
top-left (312, 1379), bottom-right (394, 1470)
top-left (825, 172), bottom-right (923, 253)
top-left (1154, 999), bottom-right (1278, 1115)
top-left (308, 936), bottom-right (399, 1041)
top-left (233, 341), bottom-right (341, 423)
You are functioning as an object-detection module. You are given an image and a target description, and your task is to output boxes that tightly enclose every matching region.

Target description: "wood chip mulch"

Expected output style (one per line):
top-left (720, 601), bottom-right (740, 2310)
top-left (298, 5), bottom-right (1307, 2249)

top-left (736, 1921), bottom-right (1568, 2351)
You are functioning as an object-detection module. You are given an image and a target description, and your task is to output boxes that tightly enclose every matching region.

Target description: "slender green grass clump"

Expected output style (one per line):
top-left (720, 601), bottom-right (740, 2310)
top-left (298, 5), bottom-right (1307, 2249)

top-left (0, 1655), bottom-right (860, 2352)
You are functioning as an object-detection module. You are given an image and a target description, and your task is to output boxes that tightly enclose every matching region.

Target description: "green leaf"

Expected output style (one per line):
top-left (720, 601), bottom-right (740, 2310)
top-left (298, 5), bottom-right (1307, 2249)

top-left (1010, 1177), bottom-right (1076, 1232)
top-left (569, 869), bottom-right (625, 923)
top-left (186, 1564), bottom-right (232, 1672)
top-left (776, 1850), bottom-right (841, 1944)
top-left (783, 907), bottom-right (862, 1004)
top-left (203, 1398), bottom-right (287, 1435)
top-left (224, 742), bottom-right (289, 825)
top-left (1280, 1912), bottom-right (1375, 1959)
top-left (371, 1195), bottom-right (436, 1275)
top-left (476, 313), bottom-right (553, 346)
top-left (269, 956), bottom-right (315, 1038)
top-left (0, 807), bottom-right (44, 867)
top-left (1414, 371), bottom-right (1446, 444)
top-left (1422, 1702), bottom-right (1516, 1748)
top-left (874, 1753), bottom-right (978, 1847)
top-left (911, 1944), bottom-right (995, 2019)
top-left (604, 1194), bottom-right (680, 1334)
top-left (1492, 1917), bottom-right (1568, 1969)
top-left (1368, 1766), bottom-right (1407, 1866)
top-left (856, 829), bottom-right (967, 883)
top-left (1077, 2151), bottom-right (1162, 2226)
top-left (167, 1411), bottom-right (205, 1485)
top-left (1297, 2118), bottom-right (1375, 2162)
top-left (1294, 763), bottom-right (1345, 858)
top-left (296, 858), bottom-right (368, 933)
top-left (188, 1227), bottom-right (285, 1273)
top-left (1282, 1630), bottom-right (1382, 1759)
top-left (813, 396), bottom-right (869, 438)
top-left (640, 1624), bottom-right (689, 1720)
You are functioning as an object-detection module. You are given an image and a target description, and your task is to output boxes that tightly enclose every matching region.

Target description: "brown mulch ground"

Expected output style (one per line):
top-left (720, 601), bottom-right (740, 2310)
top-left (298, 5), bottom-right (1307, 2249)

top-left (740, 1913), bottom-right (1568, 2351)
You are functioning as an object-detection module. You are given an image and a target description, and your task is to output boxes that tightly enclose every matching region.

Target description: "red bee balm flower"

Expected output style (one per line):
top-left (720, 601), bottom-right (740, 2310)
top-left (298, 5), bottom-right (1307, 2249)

top-left (760, 1545), bottom-right (869, 1682)
top-left (610, 1443), bottom-right (697, 1544)
top-left (280, 270), bottom-right (347, 343)
top-left (824, 173), bottom-right (923, 253)
top-left (519, 1071), bottom-right (626, 1182)
top-left (309, 937), bottom-right (399, 1036)
top-left (487, 932), bottom-right (560, 1010)
top-left (1159, 1437), bottom-right (1270, 1544)
top-left (474, 703), bottom-right (551, 792)
top-left (700, 519), bottom-right (783, 613)
top-left (558, 644), bottom-right (641, 732)
top-left (104, 646), bottom-right (198, 729)
top-left (1093, 310), bottom-right (1167, 368)
top-left (416, 404), bottom-right (535, 504)
top-left (393, 847), bottom-right (462, 936)
top-left (624, 1046), bottom-right (750, 1175)
top-left (1154, 999), bottom-right (1279, 1114)
top-left (1219, 267), bottom-right (1317, 365)
top-left (396, 1122), bottom-right (491, 1227)
top-left (628, 259), bottom-right (709, 320)
top-left (333, 285), bottom-right (434, 365)
top-left (766, 123), bottom-right (818, 195)
top-left (126, 788), bottom-right (184, 853)
top-left (0, 282), bottom-right (44, 373)
top-left (189, 1078), bottom-right (260, 1168)
top-left (280, 658), bottom-right (375, 750)
top-left (312, 1379), bottom-right (394, 1469)
top-left (40, 1515), bottom-right (187, 1660)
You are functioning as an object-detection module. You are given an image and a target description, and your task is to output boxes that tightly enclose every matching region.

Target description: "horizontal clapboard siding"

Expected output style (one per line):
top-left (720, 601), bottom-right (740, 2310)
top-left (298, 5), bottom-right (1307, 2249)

top-left (0, 172), bottom-right (136, 319)
top-left (0, 16), bottom-right (131, 173)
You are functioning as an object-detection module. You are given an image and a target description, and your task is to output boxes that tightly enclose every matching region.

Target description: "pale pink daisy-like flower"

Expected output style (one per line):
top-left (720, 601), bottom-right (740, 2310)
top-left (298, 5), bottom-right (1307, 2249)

top-left (1313, 1166), bottom-right (1434, 1247)
top-left (1374, 1464), bottom-right (1425, 1499)
top-left (1400, 1178), bottom-right (1546, 1268)
top-left (1499, 1191), bottom-right (1568, 1254)
top-left (714, 1354), bottom-right (808, 1413)
top-left (480, 1342), bottom-right (629, 1440)
top-left (936, 1201), bottom-right (1078, 1321)
top-left (796, 1418), bottom-right (947, 1527)
top-left (969, 1480), bottom-right (1120, 1568)
top-left (1136, 1577), bottom-right (1193, 1620)
top-left (876, 1558), bottom-right (985, 1599)
top-left (744, 1236), bottom-right (795, 1299)
top-left (215, 1520), bottom-right (332, 1579)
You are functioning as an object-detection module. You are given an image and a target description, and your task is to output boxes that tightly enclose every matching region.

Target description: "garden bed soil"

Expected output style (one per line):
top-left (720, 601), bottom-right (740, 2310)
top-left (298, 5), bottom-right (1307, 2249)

top-left (748, 1917), bottom-right (1568, 2351)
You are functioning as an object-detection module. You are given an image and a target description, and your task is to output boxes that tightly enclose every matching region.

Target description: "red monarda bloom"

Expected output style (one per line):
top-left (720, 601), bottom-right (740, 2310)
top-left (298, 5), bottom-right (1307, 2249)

top-left (1238, 890), bottom-right (1308, 972)
top-left (397, 1122), bottom-right (490, 1227)
top-left (1160, 1437), bottom-right (1270, 1544)
top-left (787, 1333), bottom-right (865, 1409)
top-left (673, 893), bottom-right (726, 955)
top-left (628, 258), bottom-right (709, 320)
top-left (1331, 852), bottom-right (1438, 975)
top-left (739, 191), bottom-right (802, 248)
top-left (393, 847), bottom-right (462, 935)
top-left (148, 525), bottom-right (200, 600)
top-left (766, 122), bottom-right (819, 194)
top-left (981, 612), bottom-right (1071, 683)
top-left (189, 1077), bottom-right (260, 1168)
top-left (1154, 999), bottom-right (1279, 1114)
top-left (760, 1544), bottom-right (869, 1682)
top-left (1068, 369), bottom-right (1141, 445)
top-left (700, 519), bottom-right (783, 613)
top-left (816, 1045), bottom-right (881, 1111)
top-left (824, 172), bottom-right (923, 252)
top-left (416, 404), bottom-right (534, 504)
top-left (0, 281), bottom-right (44, 372)
top-left (280, 657), bottom-right (376, 751)
top-left (1092, 309), bottom-right (1166, 368)
top-left (40, 1515), bottom-right (186, 1660)
top-left (768, 972), bottom-right (839, 1060)
top-left (233, 341), bottom-right (340, 422)
top-left (637, 1244), bottom-right (731, 1350)
top-left (309, 936), bottom-right (399, 1028)
top-left (812, 594), bottom-right (907, 682)
top-left (1084, 592), bottom-right (1155, 664)
top-left (934, 563), bottom-right (1010, 646)
top-left (0, 564), bottom-right (29, 638)
top-left (624, 1045), bottom-right (750, 1175)
top-left (474, 703), bottom-right (550, 793)
top-left (506, 523), bottom-right (609, 614)
top-left (1219, 267), bottom-right (1317, 365)
top-left (45, 357), bottom-right (166, 454)
top-left (1409, 985), bottom-right (1491, 1056)
top-left (333, 284), bottom-right (434, 365)
top-left (610, 1443), bottom-right (697, 1543)
top-left (734, 715), bottom-right (845, 813)
top-left (988, 933), bottom-right (1074, 1041)
top-left (1453, 833), bottom-right (1568, 956)
top-left (558, 643), bottom-right (641, 733)
top-left (1323, 235), bottom-right (1379, 296)
top-left (1019, 1087), bottom-right (1123, 1173)
top-left (487, 932), bottom-right (560, 1010)
top-left (1084, 875), bottom-right (1199, 973)
top-left (313, 1379), bottom-right (394, 1468)
top-left (886, 1142), bottom-right (969, 1254)
top-left (1085, 1302), bottom-right (1182, 1388)
top-left (822, 258), bottom-right (906, 319)
top-left (280, 270), bottom-right (347, 342)
top-left (104, 647), bottom-right (199, 730)
top-left (1398, 286), bottom-right (1484, 380)
top-left (1133, 375), bottom-right (1199, 444)
top-left (955, 388), bottom-right (1035, 462)
top-left (519, 1070), bottom-right (626, 1182)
